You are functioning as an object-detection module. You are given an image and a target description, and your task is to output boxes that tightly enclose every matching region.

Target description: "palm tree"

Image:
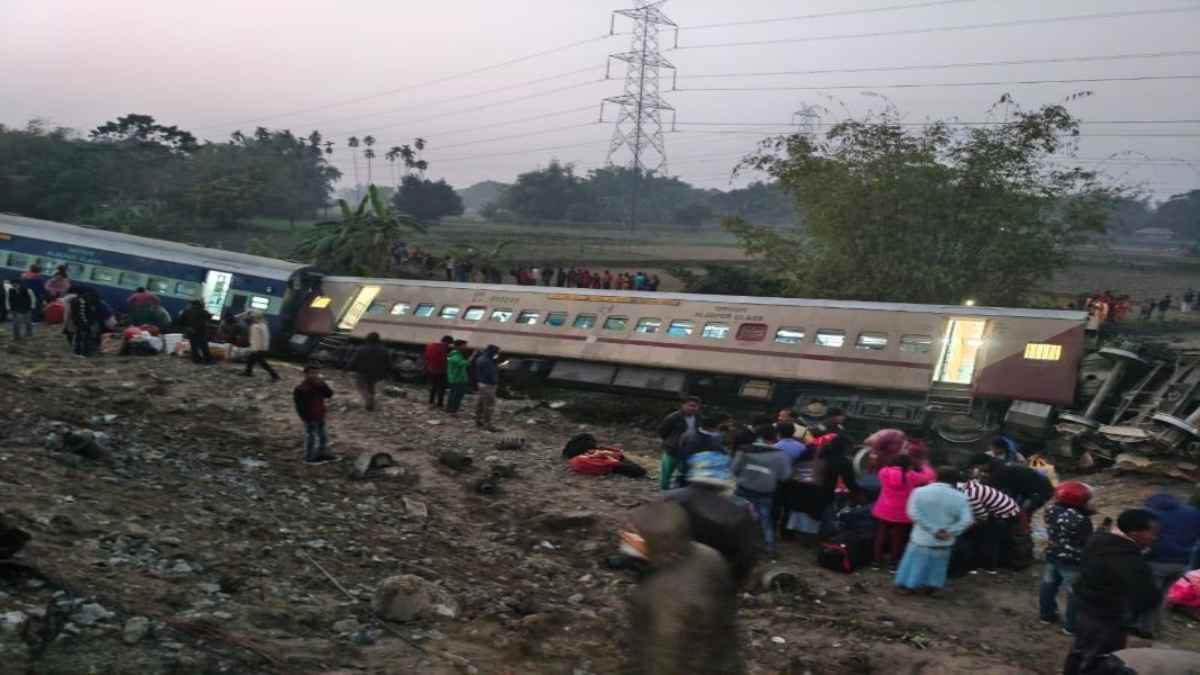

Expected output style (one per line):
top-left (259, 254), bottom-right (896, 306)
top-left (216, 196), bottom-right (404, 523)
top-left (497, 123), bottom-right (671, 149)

top-left (294, 185), bottom-right (426, 276)
top-left (385, 146), bottom-right (402, 187)
top-left (347, 136), bottom-right (361, 201)
top-left (363, 135), bottom-right (376, 186)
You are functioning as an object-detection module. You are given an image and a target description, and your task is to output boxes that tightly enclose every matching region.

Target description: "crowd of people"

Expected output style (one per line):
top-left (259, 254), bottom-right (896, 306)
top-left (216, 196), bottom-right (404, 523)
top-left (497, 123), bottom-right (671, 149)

top-left (1085, 289), bottom-right (1200, 323)
top-left (597, 396), bottom-right (1200, 674)
top-left (502, 266), bottom-right (663, 291)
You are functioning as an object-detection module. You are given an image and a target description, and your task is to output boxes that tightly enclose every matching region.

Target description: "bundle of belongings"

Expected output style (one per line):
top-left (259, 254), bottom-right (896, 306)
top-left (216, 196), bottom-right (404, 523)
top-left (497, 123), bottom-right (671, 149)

top-left (562, 433), bottom-right (647, 478)
top-left (116, 325), bottom-right (166, 356)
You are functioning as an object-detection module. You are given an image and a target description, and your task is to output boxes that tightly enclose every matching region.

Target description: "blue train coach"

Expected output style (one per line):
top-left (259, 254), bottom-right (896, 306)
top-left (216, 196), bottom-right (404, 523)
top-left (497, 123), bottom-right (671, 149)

top-left (0, 213), bottom-right (318, 341)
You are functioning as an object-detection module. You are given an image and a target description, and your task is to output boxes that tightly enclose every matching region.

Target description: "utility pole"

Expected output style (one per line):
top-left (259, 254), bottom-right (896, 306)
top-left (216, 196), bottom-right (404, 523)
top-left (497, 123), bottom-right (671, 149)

top-left (602, 0), bottom-right (677, 239)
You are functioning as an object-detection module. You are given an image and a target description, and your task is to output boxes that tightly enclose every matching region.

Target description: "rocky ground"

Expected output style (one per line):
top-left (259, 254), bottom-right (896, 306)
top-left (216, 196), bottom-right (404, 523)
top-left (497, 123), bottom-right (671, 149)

top-left (2, 331), bottom-right (1200, 675)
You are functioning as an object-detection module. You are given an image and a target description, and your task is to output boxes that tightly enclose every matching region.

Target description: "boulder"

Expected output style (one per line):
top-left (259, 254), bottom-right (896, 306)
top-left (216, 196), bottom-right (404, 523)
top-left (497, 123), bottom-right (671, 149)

top-left (373, 575), bottom-right (459, 623)
top-left (123, 616), bottom-right (151, 645)
top-left (437, 451), bottom-right (473, 472)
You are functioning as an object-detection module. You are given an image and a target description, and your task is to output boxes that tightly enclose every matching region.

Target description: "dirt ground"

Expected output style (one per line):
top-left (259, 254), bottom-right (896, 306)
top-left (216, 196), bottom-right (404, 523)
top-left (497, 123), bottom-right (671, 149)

top-left (2, 330), bottom-right (1200, 675)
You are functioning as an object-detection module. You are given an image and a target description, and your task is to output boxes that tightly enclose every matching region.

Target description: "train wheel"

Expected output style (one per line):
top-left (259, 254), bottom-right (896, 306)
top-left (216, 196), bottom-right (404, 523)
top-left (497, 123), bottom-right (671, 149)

top-left (933, 413), bottom-right (990, 445)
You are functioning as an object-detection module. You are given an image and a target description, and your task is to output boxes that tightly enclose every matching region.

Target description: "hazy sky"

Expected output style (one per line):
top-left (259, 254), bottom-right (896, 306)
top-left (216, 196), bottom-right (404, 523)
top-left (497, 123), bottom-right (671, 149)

top-left (2, 0), bottom-right (1197, 198)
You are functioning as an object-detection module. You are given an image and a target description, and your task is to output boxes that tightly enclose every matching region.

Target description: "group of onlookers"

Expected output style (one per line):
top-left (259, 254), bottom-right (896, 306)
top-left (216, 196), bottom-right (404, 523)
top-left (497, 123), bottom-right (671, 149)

top-left (422, 335), bottom-right (502, 430)
top-left (508, 266), bottom-right (662, 291)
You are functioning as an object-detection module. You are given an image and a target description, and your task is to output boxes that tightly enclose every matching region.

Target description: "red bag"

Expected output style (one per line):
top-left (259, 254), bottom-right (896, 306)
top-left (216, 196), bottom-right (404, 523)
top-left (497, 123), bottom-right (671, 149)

top-left (568, 448), bottom-right (623, 476)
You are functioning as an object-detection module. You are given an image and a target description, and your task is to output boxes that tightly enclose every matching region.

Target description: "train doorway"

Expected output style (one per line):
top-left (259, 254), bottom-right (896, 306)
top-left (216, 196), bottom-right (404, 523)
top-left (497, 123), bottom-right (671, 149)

top-left (202, 270), bottom-right (233, 317)
top-left (337, 285), bottom-right (381, 331)
top-left (933, 318), bottom-right (987, 385)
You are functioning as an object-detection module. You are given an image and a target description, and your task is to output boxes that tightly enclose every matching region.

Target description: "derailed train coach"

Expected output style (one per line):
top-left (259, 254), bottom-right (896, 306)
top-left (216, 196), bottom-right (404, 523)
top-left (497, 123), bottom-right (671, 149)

top-left (0, 214), bottom-right (320, 344)
top-left (293, 276), bottom-right (1088, 437)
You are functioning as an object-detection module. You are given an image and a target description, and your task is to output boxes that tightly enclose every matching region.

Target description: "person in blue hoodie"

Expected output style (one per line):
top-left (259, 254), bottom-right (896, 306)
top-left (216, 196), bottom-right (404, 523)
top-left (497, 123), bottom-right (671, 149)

top-left (1136, 492), bottom-right (1200, 637)
top-left (731, 424), bottom-right (792, 558)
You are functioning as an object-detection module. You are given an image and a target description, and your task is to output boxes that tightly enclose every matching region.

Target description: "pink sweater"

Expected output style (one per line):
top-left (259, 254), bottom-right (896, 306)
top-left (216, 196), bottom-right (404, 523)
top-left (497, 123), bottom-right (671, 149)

top-left (871, 465), bottom-right (936, 523)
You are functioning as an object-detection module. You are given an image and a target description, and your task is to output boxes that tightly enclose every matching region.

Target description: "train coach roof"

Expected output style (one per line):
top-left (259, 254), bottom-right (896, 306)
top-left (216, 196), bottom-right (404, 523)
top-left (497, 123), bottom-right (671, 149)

top-left (322, 276), bottom-right (1088, 322)
top-left (0, 213), bottom-right (309, 280)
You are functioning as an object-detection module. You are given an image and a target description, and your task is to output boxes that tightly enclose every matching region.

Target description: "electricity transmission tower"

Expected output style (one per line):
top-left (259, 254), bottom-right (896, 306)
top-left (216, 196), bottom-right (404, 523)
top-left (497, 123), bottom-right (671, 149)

top-left (602, 0), bottom-right (677, 231)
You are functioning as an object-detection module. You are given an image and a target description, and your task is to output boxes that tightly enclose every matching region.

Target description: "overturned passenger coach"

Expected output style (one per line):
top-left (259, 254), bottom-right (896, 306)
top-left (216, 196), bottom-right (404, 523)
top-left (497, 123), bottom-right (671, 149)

top-left (294, 277), bottom-right (1087, 435)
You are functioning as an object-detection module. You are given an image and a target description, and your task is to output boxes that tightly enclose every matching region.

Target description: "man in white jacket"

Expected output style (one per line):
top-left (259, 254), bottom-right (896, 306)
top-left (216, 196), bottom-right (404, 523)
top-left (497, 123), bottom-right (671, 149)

top-left (242, 313), bottom-right (280, 381)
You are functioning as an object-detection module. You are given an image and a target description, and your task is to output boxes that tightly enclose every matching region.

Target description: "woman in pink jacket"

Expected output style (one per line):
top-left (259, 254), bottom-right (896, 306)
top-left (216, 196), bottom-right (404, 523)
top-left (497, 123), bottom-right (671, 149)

top-left (871, 454), bottom-right (936, 566)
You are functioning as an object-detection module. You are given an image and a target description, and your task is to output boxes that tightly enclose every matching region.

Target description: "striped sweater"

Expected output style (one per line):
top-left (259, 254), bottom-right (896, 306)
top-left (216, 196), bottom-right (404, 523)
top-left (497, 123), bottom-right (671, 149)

top-left (958, 480), bottom-right (1020, 521)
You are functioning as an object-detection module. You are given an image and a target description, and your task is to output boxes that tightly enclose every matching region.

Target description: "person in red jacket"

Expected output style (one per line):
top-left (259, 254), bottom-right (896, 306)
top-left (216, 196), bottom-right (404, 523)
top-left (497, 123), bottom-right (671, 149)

top-left (293, 365), bottom-right (336, 464)
top-left (425, 335), bottom-right (452, 408)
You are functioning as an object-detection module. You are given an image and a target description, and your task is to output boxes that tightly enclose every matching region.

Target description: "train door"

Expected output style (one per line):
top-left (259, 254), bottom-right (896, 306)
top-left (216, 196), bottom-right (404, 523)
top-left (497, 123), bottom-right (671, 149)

top-left (933, 318), bottom-right (987, 385)
top-left (202, 270), bottom-right (234, 316)
top-left (337, 285), bottom-right (381, 331)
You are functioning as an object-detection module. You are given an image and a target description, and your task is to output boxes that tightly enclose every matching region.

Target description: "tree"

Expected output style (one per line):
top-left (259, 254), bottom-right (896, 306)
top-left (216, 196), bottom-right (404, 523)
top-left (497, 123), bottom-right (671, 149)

top-left (500, 160), bottom-right (589, 221)
top-left (672, 203), bottom-right (714, 228)
top-left (392, 175), bottom-right (464, 223)
top-left (728, 96), bottom-right (1122, 306)
top-left (294, 185), bottom-right (426, 276)
top-left (385, 146), bottom-right (402, 186)
top-left (363, 135), bottom-right (376, 184)
top-left (1150, 190), bottom-right (1200, 239)
top-left (347, 136), bottom-right (361, 200)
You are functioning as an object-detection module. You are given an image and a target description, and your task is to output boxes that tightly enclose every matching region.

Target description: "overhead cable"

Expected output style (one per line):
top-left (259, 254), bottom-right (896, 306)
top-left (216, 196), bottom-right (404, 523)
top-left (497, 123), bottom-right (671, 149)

top-left (674, 74), bottom-right (1200, 93)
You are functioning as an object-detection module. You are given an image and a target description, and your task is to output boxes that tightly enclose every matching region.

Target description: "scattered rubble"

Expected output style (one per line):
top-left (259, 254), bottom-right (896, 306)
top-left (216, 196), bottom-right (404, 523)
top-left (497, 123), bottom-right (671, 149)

top-left (373, 575), bottom-right (460, 623)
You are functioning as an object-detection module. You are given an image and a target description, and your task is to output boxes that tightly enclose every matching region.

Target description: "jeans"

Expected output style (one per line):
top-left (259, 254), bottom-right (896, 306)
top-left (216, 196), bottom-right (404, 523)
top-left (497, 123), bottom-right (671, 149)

top-left (10, 312), bottom-right (32, 339)
top-left (190, 333), bottom-right (212, 364)
top-left (446, 382), bottom-right (467, 412)
top-left (1063, 608), bottom-right (1127, 675)
top-left (244, 351), bottom-right (279, 379)
top-left (73, 325), bottom-right (97, 356)
top-left (428, 372), bottom-right (448, 407)
top-left (356, 374), bottom-right (378, 411)
top-left (475, 383), bottom-right (496, 427)
top-left (738, 489), bottom-right (776, 556)
top-left (303, 420), bottom-right (329, 461)
top-left (1039, 560), bottom-right (1080, 631)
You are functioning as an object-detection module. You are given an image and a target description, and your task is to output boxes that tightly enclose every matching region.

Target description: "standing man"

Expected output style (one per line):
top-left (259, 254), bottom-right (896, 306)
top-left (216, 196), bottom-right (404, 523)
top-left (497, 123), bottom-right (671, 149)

top-left (445, 339), bottom-right (470, 414)
top-left (294, 365), bottom-right (336, 464)
top-left (242, 313), bottom-right (280, 381)
top-left (473, 344), bottom-right (501, 431)
top-left (657, 396), bottom-right (702, 491)
top-left (958, 476), bottom-right (1022, 572)
top-left (1039, 481), bottom-right (1094, 634)
top-left (21, 264), bottom-right (45, 320)
top-left (424, 335), bottom-right (452, 408)
top-left (7, 278), bottom-right (34, 341)
top-left (347, 332), bottom-right (392, 411)
top-left (1064, 509), bottom-right (1162, 675)
top-left (126, 286), bottom-right (162, 325)
top-left (180, 299), bottom-right (213, 365)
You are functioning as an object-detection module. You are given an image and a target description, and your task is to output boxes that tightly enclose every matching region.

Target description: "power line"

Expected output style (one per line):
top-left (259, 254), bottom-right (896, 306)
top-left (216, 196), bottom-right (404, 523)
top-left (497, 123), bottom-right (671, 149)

top-left (193, 34), bottom-right (613, 131)
top-left (677, 0), bottom-right (984, 31)
top-left (672, 6), bottom-right (1200, 50)
top-left (674, 74), bottom-right (1200, 93)
top-left (429, 138), bottom-right (612, 164)
top-left (273, 68), bottom-right (603, 136)
top-left (432, 121), bottom-right (601, 151)
top-left (674, 119), bottom-right (1200, 127)
top-left (676, 50), bottom-right (1200, 82)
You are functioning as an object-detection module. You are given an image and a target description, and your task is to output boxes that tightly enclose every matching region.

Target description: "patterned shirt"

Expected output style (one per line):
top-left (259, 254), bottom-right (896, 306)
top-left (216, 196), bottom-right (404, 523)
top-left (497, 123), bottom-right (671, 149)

top-left (958, 480), bottom-right (1020, 521)
top-left (1044, 502), bottom-right (1094, 566)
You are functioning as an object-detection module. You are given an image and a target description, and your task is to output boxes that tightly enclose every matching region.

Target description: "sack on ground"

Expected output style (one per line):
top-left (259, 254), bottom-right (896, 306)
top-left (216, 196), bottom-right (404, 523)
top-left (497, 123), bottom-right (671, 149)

top-left (568, 448), bottom-right (623, 476)
top-left (818, 530), bottom-right (874, 573)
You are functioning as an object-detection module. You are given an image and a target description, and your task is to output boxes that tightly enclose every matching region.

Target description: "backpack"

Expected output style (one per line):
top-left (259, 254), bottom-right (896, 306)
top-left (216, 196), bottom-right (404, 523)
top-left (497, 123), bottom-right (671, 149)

top-left (834, 504), bottom-right (876, 535)
top-left (817, 530), bottom-right (874, 573)
top-left (562, 433), bottom-right (597, 460)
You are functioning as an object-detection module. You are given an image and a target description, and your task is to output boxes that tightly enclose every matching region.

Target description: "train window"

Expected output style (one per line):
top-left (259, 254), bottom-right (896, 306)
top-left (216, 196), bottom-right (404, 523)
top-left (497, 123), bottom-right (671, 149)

top-left (390, 302), bottom-right (410, 316)
top-left (90, 268), bottom-right (117, 283)
top-left (815, 329), bottom-right (846, 348)
top-left (147, 278), bottom-right (171, 294)
top-left (635, 318), bottom-right (662, 334)
top-left (117, 272), bottom-right (145, 289)
top-left (667, 320), bottom-right (694, 337)
top-left (414, 303), bottom-right (436, 317)
top-left (1024, 343), bottom-right (1063, 361)
top-left (250, 296), bottom-right (272, 311)
top-left (899, 334), bottom-right (933, 354)
top-left (64, 263), bottom-right (85, 278)
top-left (702, 323), bottom-right (731, 340)
top-left (736, 323), bottom-right (768, 342)
top-left (491, 308), bottom-right (513, 322)
top-left (175, 282), bottom-right (200, 297)
top-left (774, 327), bottom-right (805, 344)
top-left (463, 306), bottom-right (487, 321)
top-left (35, 258), bottom-right (55, 269)
top-left (856, 332), bottom-right (889, 351)
top-left (365, 301), bottom-right (388, 315)
top-left (440, 305), bottom-right (461, 320)
top-left (545, 312), bottom-right (568, 327)
top-left (311, 296), bottom-right (333, 309)
top-left (573, 314), bottom-right (597, 329)
top-left (7, 253), bottom-right (29, 269)
top-left (516, 310), bottom-right (540, 325)
top-left (603, 316), bottom-right (628, 331)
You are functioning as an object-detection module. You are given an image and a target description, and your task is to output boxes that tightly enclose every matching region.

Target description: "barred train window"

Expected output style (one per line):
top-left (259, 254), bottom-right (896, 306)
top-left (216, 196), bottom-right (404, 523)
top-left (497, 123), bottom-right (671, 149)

top-left (573, 314), bottom-right (597, 329)
top-left (365, 301), bottom-right (388, 315)
top-left (250, 296), bottom-right (271, 311)
top-left (603, 316), bottom-right (628, 331)
top-left (491, 308), bottom-right (513, 322)
top-left (667, 320), bottom-right (694, 337)
top-left (815, 329), bottom-right (846, 348)
top-left (635, 318), bottom-right (662, 334)
top-left (774, 328), bottom-right (805, 344)
top-left (900, 334), bottom-right (933, 354)
top-left (702, 323), bottom-right (730, 340)
top-left (516, 310), bottom-right (540, 325)
top-left (440, 305), bottom-right (461, 320)
top-left (414, 303), bottom-right (436, 317)
top-left (545, 312), bottom-right (568, 327)
top-left (463, 306), bottom-right (486, 321)
top-left (1024, 343), bottom-right (1062, 361)
top-left (856, 332), bottom-right (889, 351)
top-left (390, 302), bottom-right (410, 315)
